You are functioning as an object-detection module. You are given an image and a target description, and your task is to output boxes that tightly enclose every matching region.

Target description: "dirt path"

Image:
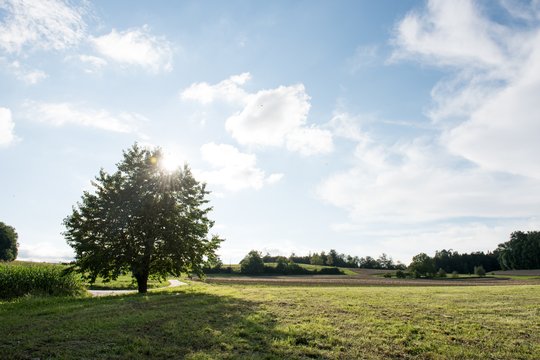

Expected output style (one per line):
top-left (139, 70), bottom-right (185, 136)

top-left (88, 279), bottom-right (187, 297)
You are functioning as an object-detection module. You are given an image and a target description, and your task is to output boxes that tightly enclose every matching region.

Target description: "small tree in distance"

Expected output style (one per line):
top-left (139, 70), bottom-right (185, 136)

top-left (0, 221), bottom-right (18, 261)
top-left (240, 250), bottom-right (265, 275)
top-left (64, 144), bottom-right (222, 293)
top-left (474, 265), bottom-right (486, 277)
top-left (408, 253), bottom-right (436, 278)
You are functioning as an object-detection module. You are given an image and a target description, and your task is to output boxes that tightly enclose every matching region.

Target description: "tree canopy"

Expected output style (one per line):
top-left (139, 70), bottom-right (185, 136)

top-left (240, 250), bottom-right (265, 275)
top-left (497, 231), bottom-right (540, 270)
top-left (0, 221), bottom-right (18, 261)
top-left (64, 144), bottom-right (222, 293)
top-left (408, 253), bottom-right (436, 277)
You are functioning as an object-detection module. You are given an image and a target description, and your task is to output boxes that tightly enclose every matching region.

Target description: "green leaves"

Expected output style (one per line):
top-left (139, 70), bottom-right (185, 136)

top-left (0, 221), bottom-right (18, 262)
top-left (64, 143), bottom-right (223, 292)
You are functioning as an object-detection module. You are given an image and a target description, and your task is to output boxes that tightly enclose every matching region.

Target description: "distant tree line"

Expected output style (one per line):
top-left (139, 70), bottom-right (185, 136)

top-left (205, 230), bottom-right (540, 277)
top-left (408, 230), bottom-right (540, 277)
top-left (497, 231), bottom-right (540, 270)
top-left (263, 249), bottom-right (406, 270)
top-left (431, 249), bottom-right (499, 274)
top-left (203, 251), bottom-right (343, 276)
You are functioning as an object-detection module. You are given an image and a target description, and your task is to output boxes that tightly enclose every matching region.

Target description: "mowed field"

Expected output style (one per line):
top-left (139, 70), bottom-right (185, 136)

top-left (1, 281), bottom-right (539, 359)
top-left (204, 268), bottom-right (540, 287)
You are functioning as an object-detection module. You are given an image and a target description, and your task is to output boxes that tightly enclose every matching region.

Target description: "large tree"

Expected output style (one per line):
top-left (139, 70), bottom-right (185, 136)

top-left (497, 231), bottom-right (540, 270)
top-left (408, 253), bottom-right (436, 277)
top-left (0, 221), bottom-right (18, 261)
top-left (64, 144), bottom-right (222, 293)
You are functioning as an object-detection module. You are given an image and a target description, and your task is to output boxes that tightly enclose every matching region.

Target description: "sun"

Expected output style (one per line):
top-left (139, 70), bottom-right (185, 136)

top-left (159, 152), bottom-right (183, 172)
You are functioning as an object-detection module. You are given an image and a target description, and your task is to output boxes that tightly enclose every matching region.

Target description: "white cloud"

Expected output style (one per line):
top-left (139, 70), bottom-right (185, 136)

top-left (328, 112), bottom-right (371, 142)
top-left (78, 54), bottom-right (107, 73)
top-left (0, 107), bottom-right (18, 146)
top-left (5, 60), bottom-right (48, 84)
top-left (392, 0), bottom-right (540, 180)
top-left (285, 127), bottom-right (333, 156)
top-left (225, 84), bottom-right (310, 146)
top-left (181, 72), bottom-right (251, 104)
top-left (392, 0), bottom-right (508, 68)
top-left (318, 139), bottom-right (540, 224)
top-left (445, 36), bottom-right (540, 179)
top-left (25, 101), bottom-right (147, 134)
top-left (90, 25), bottom-right (173, 72)
top-left (18, 242), bottom-right (74, 263)
top-left (197, 142), bottom-right (283, 191)
top-left (182, 74), bottom-right (333, 156)
top-left (0, 0), bottom-right (87, 53)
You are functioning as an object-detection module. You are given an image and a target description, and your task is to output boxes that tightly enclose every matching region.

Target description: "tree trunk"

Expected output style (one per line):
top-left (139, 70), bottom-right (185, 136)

top-left (134, 272), bottom-right (149, 293)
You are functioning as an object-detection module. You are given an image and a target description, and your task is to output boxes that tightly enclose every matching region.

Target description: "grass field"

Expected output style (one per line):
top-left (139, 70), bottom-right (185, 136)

top-left (87, 274), bottom-right (169, 290)
top-left (1, 282), bottom-right (538, 359)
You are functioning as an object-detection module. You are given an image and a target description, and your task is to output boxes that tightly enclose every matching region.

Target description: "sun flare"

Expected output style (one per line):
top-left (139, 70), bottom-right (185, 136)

top-left (159, 153), bottom-right (183, 172)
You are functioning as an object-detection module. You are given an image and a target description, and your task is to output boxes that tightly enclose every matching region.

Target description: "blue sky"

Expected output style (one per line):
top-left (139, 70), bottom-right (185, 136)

top-left (2, 0), bottom-right (540, 264)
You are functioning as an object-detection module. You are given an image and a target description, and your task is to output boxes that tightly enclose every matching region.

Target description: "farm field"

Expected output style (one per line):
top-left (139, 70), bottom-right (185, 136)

top-left (1, 281), bottom-right (539, 359)
top-left (204, 267), bottom-right (540, 287)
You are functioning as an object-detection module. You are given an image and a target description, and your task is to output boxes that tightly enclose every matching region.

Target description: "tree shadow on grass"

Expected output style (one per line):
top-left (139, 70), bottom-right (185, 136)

top-left (0, 288), bottom-right (319, 359)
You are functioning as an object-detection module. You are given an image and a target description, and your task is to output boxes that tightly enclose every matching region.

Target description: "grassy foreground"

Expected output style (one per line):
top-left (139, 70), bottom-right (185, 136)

top-left (86, 274), bottom-right (169, 290)
top-left (1, 283), bottom-right (538, 359)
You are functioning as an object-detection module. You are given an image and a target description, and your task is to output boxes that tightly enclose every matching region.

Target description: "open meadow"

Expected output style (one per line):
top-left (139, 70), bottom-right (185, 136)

top-left (1, 280), bottom-right (539, 359)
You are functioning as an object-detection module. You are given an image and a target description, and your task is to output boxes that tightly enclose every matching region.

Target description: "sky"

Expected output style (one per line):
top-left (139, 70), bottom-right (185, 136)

top-left (2, 0), bottom-right (540, 264)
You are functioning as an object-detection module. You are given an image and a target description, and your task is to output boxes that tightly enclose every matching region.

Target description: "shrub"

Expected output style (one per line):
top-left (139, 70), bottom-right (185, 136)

top-left (437, 268), bottom-right (447, 278)
top-left (474, 265), bottom-right (486, 277)
top-left (240, 250), bottom-right (265, 275)
top-left (0, 263), bottom-right (84, 300)
top-left (395, 270), bottom-right (406, 278)
top-left (451, 271), bottom-right (459, 278)
top-left (317, 267), bottom-right (343, 275)
top-left (383, 273), bottom-right (393, 278)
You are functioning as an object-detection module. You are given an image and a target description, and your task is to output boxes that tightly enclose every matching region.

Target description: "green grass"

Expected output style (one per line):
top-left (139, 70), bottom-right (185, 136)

top-left (1, 282), bottom-right (538, 359)
top-left (491, 274), bottom-right (540, 280)
top-left (86, 274), bottom-right (169, 290)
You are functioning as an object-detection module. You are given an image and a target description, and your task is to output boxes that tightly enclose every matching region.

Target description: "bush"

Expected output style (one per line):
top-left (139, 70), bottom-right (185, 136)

top-left (395, 270), bottom-right (406, 278)
top-left (437, 268), bottom-right (447, 278)
top-left (451, 271), bottom-right (459, 278)
top-left (474, 265), bottom-right (486, 277)
top-left (316, 267), bottom-right (343, 275)
top-left (266, 261), bottom-right (313, 275)
top-left (240, 250), bottom-right (265, 275)
top-left (383, 273), bottom-right (392, 278)
top-left (0, 263), bottom-right (84, 299)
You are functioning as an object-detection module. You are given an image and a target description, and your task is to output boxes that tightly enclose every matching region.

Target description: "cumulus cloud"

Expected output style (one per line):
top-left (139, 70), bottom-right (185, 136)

top-left (2, 59), bottom-right (48, 84)
top-left (0, 107), bottom-right (18, 146)
top-left (77, 54), bottom-right (107, 73)
top-left (197, 142), bottom-right (283, 191)
top-left (392, 0), bottom-right (508, 68)
top-left (318, 138), bottom-right (540, 224)
top-left (18, 242), bottom-right (74, 262)
top-left (181, 72), bottom-right (251, 104)
top-left (0, 0), bottom-right (87, 53)
top-left (392, 0), bottom-right (540, 180)
top-left (182, 73), bottom-right (333, 156)
top-left (90, 25), bottom-right (173, 73)
top-left (25, 101), bottom-right (147, 134)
